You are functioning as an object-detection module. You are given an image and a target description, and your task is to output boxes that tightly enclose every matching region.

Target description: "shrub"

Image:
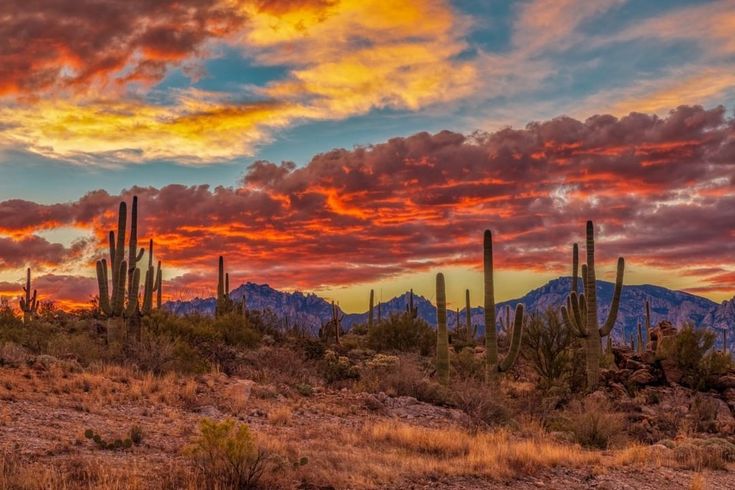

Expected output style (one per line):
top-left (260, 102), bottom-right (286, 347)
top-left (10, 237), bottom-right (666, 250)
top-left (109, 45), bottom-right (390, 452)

top-left (451, 348), bottom-right (484, 381)
top-left (186, 418), bottom-right (267, 490)
top-left (451, 378), bottom-right (510, 428)
top-left (522, 309), bottom-right (575, 388)
top-left (660, 324), bottom-right (732, 390)
top-left (321, 350), bottom-right (359, 384)
top-left (367, 313), bottom-right (434, 355)
top-left (550, 395), bottom-right (625, 449)
top-left (356, 355), bottom-right (450, 406)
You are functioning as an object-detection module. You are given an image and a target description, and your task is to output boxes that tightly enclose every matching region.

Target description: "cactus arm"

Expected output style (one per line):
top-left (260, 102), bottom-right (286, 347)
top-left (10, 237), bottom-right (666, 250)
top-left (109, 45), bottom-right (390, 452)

top-left (499, 304), bottom-right (525, 372)
top-left (96, 260), bottom-right (112, 315)
top-left (436, 273), bottom-right (449, 385)
top-left (113, 260), bottom-right (127, 316)
top-left (569, 292), bottom-right (586, 336)
top-left (599, 257), bottom-right (625, 336)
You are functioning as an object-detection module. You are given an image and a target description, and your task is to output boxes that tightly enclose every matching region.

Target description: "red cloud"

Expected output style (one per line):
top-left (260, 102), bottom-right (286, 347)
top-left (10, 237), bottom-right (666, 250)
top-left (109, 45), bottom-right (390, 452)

top-left (0, 0), bottom-right (245, 96)
top-left (1, 105), bottom-right (734, 302)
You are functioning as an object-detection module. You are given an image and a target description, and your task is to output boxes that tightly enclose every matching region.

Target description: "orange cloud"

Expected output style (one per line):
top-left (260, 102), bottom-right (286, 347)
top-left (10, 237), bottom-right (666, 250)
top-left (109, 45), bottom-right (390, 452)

top-left (2, 106), bottom-right (734, 305)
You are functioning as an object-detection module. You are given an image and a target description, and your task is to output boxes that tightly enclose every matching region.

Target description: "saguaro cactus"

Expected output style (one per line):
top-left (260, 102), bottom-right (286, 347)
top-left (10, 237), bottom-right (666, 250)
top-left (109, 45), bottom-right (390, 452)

top-left (19, 267), bottom-right (38, 323)
top-left (141, 239), bottom-right (162, 315)
top-left (368, 289), bottom-right (374, 329)
top-left (637, 321), bottom-right (644, 354)
top-left (644, 300), bottom-right (651, 348)
top-left (561, 221), bottom-right (625, 387)
top-left (435, 273), bottom-right (449, 385)
top-left (406, 289), bottom-right (418, 319)
top-left (484, 230), bottom-right (525, 381)
top-left (465, 289), bottom-right (472, 338)
top-left (96, 197), bottom-right (144, 318)
top-left (215, 256), bottom-right (229, 317)
top-left (331, 301), bottom-right (343, 345)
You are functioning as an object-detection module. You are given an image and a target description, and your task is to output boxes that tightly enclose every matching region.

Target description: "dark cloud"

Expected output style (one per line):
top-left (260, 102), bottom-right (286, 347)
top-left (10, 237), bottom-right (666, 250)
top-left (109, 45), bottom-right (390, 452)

top-left (0, 0), bottom-right (245, 96)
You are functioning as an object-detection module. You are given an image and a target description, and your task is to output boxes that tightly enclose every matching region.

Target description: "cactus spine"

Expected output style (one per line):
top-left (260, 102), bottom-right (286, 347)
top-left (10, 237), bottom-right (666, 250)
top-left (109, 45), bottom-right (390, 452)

top-left (368, 289), bottom-right (374, 329)
top-left (436, 273), bottom-right (449, 385)
top-left (19, 267), bottom-right (39, 323)
top-left (561, 221), bottom-right (625, 387)
top-left (484, 230), bottom-right (525, 381)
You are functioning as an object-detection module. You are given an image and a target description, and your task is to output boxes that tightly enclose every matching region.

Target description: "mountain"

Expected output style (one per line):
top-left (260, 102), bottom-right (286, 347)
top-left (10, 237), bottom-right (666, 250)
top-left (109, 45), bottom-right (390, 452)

top-left (164, 278), bottom-right (734, 342)
top-left (165, 282), bottom-right (336, 335)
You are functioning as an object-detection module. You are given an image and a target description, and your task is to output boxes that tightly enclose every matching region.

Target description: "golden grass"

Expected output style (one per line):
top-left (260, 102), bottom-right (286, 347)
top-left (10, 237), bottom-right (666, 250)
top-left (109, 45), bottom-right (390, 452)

top-left (691, 472), bottom-right (707, 490)
top-left (268, 405), bottom-right (294, 426)
top-left (365, 421), bottom-right (599, 479)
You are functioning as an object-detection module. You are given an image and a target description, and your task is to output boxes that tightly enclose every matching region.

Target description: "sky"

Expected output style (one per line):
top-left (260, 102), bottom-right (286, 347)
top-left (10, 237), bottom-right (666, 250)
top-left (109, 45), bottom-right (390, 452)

top-left (0, 0), bottom-right (734, 312)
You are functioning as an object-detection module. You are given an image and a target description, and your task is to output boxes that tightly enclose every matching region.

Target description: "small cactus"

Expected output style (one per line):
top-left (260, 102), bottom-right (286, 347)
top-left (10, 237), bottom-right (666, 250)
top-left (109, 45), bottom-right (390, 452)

top-left (19, 267), bottom-right (39, 323)
top-left (368, 289), bottom-right (374, 329)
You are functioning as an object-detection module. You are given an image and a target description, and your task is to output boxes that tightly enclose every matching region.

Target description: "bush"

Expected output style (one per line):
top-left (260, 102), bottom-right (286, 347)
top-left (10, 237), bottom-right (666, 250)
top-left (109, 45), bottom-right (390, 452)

top-left (550, 395), bottom-right (625, 449)
top-left (451, 378), bottom-right (510, 428)
top-left (522, 309), bottom-right (575, 389)
top-left (321, 350), bottom-right (359, 384)
top-left (186, 418), bottom-right (267, 490)
top-left (660, 324), bottom-right (732, 390)
top-left (367, 313), bottom-right (434, 355)
top-left (356, 355), bottom-right (450, 406)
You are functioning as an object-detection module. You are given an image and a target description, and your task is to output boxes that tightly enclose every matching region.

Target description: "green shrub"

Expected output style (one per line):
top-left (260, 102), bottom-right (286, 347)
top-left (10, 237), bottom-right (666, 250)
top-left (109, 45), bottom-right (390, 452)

top-left (451, 348), bottom-right (484, 381)
top-left (660, 324), bottom-right (732, 390)
top-left (522, 309), bottom-right (575, 389)
top-left (186, 418), bottom-right (267, 490)
top-left (321, 350), bottom-right (359, 384)
top-left (367, 313), bottom-right (434, 355)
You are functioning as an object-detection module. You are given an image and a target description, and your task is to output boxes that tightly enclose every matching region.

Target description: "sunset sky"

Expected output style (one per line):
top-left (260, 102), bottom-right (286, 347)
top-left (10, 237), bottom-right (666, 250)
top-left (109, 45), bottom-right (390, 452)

top-left (1, 0), bottom-right (734, 312)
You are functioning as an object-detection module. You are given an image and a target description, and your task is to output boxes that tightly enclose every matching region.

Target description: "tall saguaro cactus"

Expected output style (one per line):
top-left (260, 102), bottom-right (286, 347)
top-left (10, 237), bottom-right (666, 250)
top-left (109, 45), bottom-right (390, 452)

top-left (19, 267), bottom-right (39, 323)
top-left (368, 289), bottom-right (374, 329)
top-left (561, 221), bottom-right (625, 387)
top-left (465, 289), bottom-right (471, 337)
top-left (96, 197), bottom-right (144, 318)
top-left (483, 230), bottom-right (525, 381)
top-left (435, 273), bottom-right (449, 385)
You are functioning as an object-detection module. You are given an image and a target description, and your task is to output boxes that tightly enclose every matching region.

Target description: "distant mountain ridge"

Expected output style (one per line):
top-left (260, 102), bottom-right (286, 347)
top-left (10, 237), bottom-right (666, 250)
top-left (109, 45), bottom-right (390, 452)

top-left (164, 278), bottom-right (734, 342)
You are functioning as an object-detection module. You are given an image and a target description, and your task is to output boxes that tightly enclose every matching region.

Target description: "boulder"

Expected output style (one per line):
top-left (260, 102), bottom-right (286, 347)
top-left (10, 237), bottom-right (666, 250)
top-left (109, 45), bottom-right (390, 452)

top-left (629, 369), bottom-right (656, 385)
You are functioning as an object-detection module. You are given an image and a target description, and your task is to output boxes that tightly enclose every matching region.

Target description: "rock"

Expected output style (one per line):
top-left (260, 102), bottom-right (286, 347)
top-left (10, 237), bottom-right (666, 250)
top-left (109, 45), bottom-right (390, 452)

top-left (660, 359), bottom-right (683, 385)
top-left (364, 394), bottom-right (385, 411)
top-left (629, 369), bottom-right (656, 385)
top-left (197, 405), bottom-right (222, 418)
top-left (714, 374), bottom-right (735, 390)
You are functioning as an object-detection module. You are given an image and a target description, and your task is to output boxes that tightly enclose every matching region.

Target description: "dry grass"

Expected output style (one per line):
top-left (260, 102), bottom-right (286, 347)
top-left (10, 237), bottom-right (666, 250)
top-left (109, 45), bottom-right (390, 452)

top-left (268, 406), bottom-right (293, 426)
top-left (691, 472), bottom-right (707, 490)
top-left (365, 421), bottom-right (599, 479)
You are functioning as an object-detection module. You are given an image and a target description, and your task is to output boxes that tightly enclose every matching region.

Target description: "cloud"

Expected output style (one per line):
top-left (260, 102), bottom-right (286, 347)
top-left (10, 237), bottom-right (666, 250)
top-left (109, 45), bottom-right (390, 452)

top-left (2, 105), bottom-right (733, 302)
top-left (0, 0), bottom-right (476, 163)
top-left (0, 0), bottom-right (245, 96)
